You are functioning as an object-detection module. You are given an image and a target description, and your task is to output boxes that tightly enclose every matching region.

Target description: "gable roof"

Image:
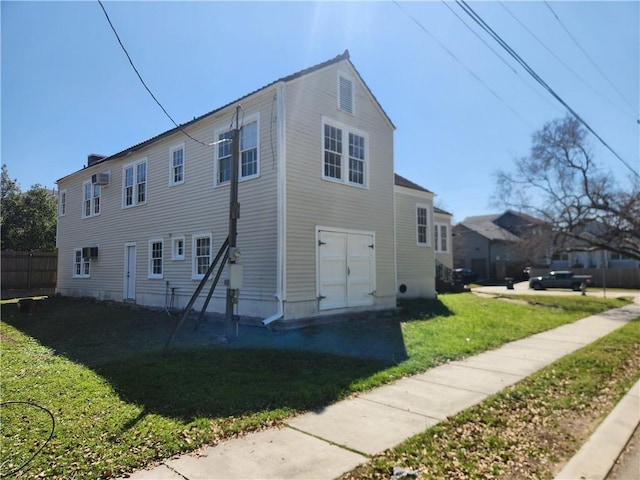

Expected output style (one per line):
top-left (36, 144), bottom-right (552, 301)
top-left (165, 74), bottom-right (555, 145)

top-left (457, 210), bottom-right (543, 242)
top-left (394, 174), bottom-right (433, 193)
top-left (59, 51), bottom-right (394, 181)
top-left (434, 206), bottom-right (452, 216)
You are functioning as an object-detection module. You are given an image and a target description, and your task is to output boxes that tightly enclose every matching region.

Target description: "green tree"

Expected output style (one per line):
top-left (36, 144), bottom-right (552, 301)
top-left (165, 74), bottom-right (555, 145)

top-left (1, 164), bottom-right (57, 251)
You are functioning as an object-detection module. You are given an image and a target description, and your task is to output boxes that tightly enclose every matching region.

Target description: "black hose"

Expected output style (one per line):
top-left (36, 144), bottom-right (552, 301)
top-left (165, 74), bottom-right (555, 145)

top-left (1, 401), bottom-right (55, 477)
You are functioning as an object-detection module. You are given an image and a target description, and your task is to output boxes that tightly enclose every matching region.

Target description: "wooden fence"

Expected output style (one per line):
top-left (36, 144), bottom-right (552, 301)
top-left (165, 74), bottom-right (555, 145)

top-left (529, 267), bottom-right (640, 289)
top-left (1, 251), bottom-right (57, 289)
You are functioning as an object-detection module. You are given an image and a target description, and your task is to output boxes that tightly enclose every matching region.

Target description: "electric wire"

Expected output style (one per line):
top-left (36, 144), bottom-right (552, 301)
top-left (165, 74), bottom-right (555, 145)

top-left (392, 0), bottom-right (534, 130)
top-left (455, 0), bottom-right (639, 179)
top-left (440, 0), bottom-right (562, 115)
top-left (499, 1), bottom-right (637, 121)
top-left (543, 1), bottom-right (638, 116)
top-left (97, 0), bottom-right (220, 147)
top-left (1, 401), bottom-right (55, 477)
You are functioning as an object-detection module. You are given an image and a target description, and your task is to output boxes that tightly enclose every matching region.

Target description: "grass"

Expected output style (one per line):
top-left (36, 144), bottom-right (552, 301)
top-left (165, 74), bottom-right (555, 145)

top-left (341, 319), bottom-right (640, 480)
top-left (0, 293), bottom-right (634, 479)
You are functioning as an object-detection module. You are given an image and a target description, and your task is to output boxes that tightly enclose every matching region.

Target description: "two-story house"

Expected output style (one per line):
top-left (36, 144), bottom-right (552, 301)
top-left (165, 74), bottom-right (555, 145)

top-left (56, 51), bottom-right (444, 325)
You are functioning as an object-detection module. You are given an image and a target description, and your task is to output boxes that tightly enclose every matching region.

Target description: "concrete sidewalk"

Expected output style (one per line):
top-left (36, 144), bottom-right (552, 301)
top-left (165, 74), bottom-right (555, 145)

top-left (121, 303), bottom-right (639, 480)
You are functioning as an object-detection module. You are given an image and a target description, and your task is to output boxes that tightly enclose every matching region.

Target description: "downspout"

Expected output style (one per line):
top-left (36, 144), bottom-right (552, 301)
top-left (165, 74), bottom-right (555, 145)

top-left (263, 84), bottom-right (287, 326)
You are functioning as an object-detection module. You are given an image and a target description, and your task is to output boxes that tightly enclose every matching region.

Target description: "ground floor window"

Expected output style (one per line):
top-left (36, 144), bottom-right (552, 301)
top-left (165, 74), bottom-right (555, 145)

top-left (73, 248), bottom-right (90, 278)
top-left (192, 233), bottom-right (212, 279)
top-left (148, 239), bottom-right (163, 279)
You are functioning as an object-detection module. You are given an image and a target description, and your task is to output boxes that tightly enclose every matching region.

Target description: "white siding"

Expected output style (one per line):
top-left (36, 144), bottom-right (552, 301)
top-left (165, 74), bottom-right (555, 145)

top-left (57, 90), bottom-right (279, 317)
top-left (395, 186), bottom-right (436, 299)
top-left (282, 60), bottom-right (396, 318)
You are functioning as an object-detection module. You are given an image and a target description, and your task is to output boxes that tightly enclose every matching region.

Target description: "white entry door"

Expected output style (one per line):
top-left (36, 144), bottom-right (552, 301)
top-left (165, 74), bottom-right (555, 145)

top-left (318, 230), bottom-right (374, 310)
top-left (124, 244), bottom-right (136, 300)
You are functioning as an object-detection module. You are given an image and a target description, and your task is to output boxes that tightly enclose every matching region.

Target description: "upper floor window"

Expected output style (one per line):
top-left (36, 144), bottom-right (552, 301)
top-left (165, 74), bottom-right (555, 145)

top-left (73, 248), bottom-right (90, 278)
top-left (417, 205), bottom-right (430, 246)
top-left (434, 223), bottom-right (449, 252)
top-left (123, 159), bottom-right (147, 207)
top-left (170, 144), bottom-right (185, 186)
top-left (215, 115), bottom-right (259, 186)
top-left (322, 118), bottom-right (368, 187)
top-left (148, 238), bottom-right (163, 279)
top-left (83, 181), bottom-right (101, 218)
top-left (58, 190), bottom-right (67, 217)
top-left (338, 73), bottom-right (354, 114)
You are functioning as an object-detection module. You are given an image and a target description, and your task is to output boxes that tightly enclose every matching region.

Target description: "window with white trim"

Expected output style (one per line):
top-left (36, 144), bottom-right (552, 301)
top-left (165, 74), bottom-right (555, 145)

top-left (148, 239), bottom-right (163, 279)
top-left (322, 118), bottom-right (368, 187)
top-left (58, 190), bottom-right (67, 217)
top-left (170, 144), bottom-right (185, 186)
top-left (338, 73), bottom-right (354, 114)
top-left (416, 205), bottom-right (430, 246)
top-left (192, 233), bottom-right (212, 279)
top-left (172, 236), bottom-right (185, 260)
top-left (434, 223), bottom-right (449, 252)
top-left (123, 159), bottom-right (147, 207)
top-left (214, 116), bottom-right (259, 186)
top-left (82, 181), bottom-right (101, 218)
top-left (73, 248), bottom-right (90, 278)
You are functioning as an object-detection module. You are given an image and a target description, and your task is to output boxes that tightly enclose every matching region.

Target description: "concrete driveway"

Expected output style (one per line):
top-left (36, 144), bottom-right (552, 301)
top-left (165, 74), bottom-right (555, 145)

top-left (472, 281), bottom-right (640, 304)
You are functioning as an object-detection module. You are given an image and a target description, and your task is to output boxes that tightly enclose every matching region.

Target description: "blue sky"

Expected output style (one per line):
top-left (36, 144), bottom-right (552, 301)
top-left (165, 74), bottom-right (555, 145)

top-left (2, 1), bottom-right (638, 223)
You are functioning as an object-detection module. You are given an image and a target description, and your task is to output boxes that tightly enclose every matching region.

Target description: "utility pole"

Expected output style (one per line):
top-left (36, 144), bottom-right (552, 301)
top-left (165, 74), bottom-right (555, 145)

top-left (225, 105), bottom-right (242, 341)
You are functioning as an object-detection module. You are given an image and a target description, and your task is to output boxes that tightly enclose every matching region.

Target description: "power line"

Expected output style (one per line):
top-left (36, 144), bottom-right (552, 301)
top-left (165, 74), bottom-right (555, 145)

top-left (97, 0), bottom-right (214, 147)
top-left (392, 0), bottom-right (534, 130)
top-left (440, 0), bottom-right (562, 115)
top-left (543, 1), bottom-right (638, 117)
top-left (455, 0), bottom-right (639, 179)
top-left (499, 1), bottom-right (637, 121)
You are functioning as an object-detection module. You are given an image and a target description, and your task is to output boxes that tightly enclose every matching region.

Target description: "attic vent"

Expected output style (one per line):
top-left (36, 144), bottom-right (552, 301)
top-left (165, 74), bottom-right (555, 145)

top-left (338, 75), bottom-right (353, 114)
top-left (91, 173), bottom-right (110, 186)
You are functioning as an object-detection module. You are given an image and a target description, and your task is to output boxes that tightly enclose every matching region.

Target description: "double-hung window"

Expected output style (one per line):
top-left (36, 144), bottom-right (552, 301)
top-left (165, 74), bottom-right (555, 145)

top-left (192, 233), bottom-right (212, 279)
top-left (58, 190), bottom-right (67, 217)
top-left (123, 159), bottom-right (147, 207)
top-left (416, 205), bottom-right (430, 246)
top-left (148, 239), bottom-right (163, 279)
top-left (434, 223), bottom-right (449, 252)
top-left (73, 248), bottom-right (90, 278)
top-left (322, 118), bottom-right (368, 187)
top-left (215, 115), bottom-right (259, 186)
top-left (82, 181), bottom-right (101, 218)
top-left (170, 144), bottom-right (185, 186)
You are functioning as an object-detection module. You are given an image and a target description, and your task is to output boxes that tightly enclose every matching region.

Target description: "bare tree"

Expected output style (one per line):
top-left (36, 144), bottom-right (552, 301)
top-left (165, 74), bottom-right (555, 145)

top-left (493, 116), bottom-right (640, 261)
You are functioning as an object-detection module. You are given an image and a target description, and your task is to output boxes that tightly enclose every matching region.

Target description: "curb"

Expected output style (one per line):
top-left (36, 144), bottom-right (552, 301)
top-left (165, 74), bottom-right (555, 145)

top-left (555, 379), bottom-right (640, 480)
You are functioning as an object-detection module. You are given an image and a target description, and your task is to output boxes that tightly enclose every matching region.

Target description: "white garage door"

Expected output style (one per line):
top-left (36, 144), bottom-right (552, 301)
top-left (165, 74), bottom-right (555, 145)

top-left (318, 230), bottom-right (375, 310)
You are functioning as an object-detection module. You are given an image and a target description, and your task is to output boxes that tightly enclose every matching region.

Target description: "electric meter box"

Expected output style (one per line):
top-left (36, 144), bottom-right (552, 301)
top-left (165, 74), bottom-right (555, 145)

top-left (228, 264), bottom-right (243, 289)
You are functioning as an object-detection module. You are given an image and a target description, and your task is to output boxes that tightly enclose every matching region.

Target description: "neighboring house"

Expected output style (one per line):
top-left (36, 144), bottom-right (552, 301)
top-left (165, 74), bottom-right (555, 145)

top-left (56, 51), bottom-right (446, 324)
top-left (393, 174), bottom-right (453, 298)
top-left (452, 211), bottom-right (541, 281)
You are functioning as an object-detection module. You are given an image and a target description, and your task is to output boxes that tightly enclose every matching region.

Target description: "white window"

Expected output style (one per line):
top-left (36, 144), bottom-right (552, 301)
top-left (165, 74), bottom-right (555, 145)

top-left (73, 248), bottom-right (90, 278)
top-left (58, 190), bottom-right (67, 217)
top-left (172, 236), bottom-right (185, 260)
top-left (434, 223), bottom-right (449, 252)
top-left (123, 159), bottom-right (147, 207)
top-left (338, 73), bottom-right (354, 114)
top-left (192, 233), bottom-right (212, 279)
top-left (322, 118), bottom-right (368, 187)
top-left (416, 205), bottom-right (430, 246)
top-left (169, 144), bottom-right (185, 186)
top-left (82, 181), bottom-right (101, 218)
top-left (148, 239), bottom-right (163, 279)
top-left (214, 115), bottom-right (259, 186)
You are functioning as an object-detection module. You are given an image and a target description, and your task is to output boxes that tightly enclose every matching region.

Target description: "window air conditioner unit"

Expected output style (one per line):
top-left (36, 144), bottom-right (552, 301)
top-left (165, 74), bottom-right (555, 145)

top-left (91, 173), bottom-right (110, 186)
top-left (82, 247), bottom-right (99, 259)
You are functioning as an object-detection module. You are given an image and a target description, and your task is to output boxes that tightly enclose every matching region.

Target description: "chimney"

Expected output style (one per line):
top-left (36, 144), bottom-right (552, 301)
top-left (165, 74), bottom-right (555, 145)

top-left (88, 154), bottom-right (106, 167)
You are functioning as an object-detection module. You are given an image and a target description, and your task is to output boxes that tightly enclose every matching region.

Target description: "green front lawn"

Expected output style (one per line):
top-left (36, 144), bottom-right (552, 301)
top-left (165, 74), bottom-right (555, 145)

top-left (0, 294), bottom-right (632, 479)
